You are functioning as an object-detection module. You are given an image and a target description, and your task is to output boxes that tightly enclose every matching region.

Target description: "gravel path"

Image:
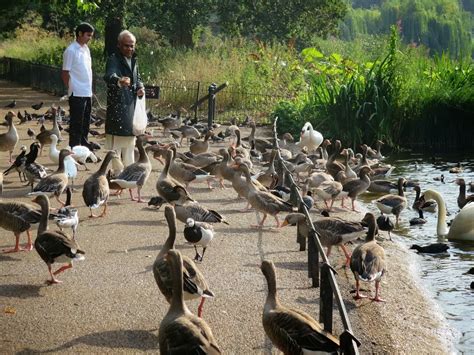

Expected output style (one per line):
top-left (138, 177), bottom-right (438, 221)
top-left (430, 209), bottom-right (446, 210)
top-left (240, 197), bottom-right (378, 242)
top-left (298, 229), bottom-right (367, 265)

top-left (0, 80), bottom-right (453, 353)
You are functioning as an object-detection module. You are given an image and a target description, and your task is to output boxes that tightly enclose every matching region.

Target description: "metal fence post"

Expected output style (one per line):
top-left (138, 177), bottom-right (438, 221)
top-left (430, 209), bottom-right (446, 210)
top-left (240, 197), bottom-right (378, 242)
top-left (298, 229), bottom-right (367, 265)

top-left (194, 81), bottom-right (200, 123)
top-left (307, 230), bottom-right (319, 287)
top-left (208, 83), bottom-right (216, 129)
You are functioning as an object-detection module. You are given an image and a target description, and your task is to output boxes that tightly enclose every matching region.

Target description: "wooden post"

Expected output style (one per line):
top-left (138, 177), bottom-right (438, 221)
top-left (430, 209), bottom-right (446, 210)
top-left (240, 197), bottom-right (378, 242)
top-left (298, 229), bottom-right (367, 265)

top-left (193, 81), bottom-right (200, 123)
top-left (307, 230), bottom-right (319, 287)
top-left (297, 203), bottom-right (306, 252)
top-left (319, 263), bottom-right (333, 332)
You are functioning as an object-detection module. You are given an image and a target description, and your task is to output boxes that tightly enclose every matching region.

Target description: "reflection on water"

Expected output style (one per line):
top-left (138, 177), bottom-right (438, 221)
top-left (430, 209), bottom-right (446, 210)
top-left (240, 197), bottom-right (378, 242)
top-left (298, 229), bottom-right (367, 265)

top-left (359, 153), bottom-right (474, 354)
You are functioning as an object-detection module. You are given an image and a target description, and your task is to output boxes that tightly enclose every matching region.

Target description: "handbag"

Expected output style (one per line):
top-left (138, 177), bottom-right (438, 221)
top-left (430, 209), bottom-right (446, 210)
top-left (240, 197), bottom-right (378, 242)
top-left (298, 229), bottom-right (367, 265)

top-left (132, 95), bottom-right (147, 135)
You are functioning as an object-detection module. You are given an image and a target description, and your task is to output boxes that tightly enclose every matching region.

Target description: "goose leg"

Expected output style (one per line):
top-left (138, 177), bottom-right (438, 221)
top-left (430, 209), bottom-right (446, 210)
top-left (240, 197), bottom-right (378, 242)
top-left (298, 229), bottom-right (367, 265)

top-left (98, 203), bottom-right (108, 217)
top-left (193, 245), bottom-right (201, 261)
top-left (200, 247), bottom-right (207, 262)
top-left (351, 198), bottom-right (360, 212)
top-left (46, 264), bottom-right (62, 284)
top-left (2, 233), bottom-right (22, 253)
top-left (273, 215), bottom-right (280, 228)
top-left (339, 244), bottom-right (352, 267)
top-left (370, 280), bottom-right (385, 302)
top-left (129, 189), bottom-right (137, 201)
top-left (53, 262), bottom-right (72, 276)
top-left (55, 194), bottom-right (66, 207)
top-left (24, 230), bottom-right (33, 251)
top-left (353, 279), bottom-right (367, 300)
top-left (197, 297), bottom-right (206, 318)
top-left (136, 187), bottom-right (146, 203)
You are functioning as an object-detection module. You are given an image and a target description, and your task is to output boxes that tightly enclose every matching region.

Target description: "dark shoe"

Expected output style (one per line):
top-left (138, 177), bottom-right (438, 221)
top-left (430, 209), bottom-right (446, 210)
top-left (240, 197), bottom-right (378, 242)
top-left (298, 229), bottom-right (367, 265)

top-left (86, 142), bottom-right (101, 151)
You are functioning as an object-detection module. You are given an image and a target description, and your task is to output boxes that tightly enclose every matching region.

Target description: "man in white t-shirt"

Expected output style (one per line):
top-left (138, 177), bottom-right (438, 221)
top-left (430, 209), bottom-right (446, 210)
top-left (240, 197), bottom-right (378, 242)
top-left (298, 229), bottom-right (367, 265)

top-left (61, 22), bottom-right (99, 150)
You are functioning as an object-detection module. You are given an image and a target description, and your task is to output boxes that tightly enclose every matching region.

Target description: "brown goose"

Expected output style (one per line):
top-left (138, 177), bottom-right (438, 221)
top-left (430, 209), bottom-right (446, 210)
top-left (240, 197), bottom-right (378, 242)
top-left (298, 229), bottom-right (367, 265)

top-left (339, 166), bottom-right (372, 212)
top-left (261, 260), bottom-right (339, 354)
top-left (238, 163), bottom-right (293, 228)
top-left (0, 171), bottom-right (3, 194)
top-left (256, 150), bottom-right (278, 189)
top-left (156, 149), bottom-right (194, 205)
top-left (169, 148), bottom-right (214, 189)
top-left (0, 112), bottom-right (19, 162)
top-left (29, 149), bottom-right (74, 206)
top-left (375, 177), bottom-right (407, 224)
top-left (158, 249), bottom-right (221, 354)
top-left (325, 140), bottom-right (344, 178)
top-left (313, 180), bottom-right (343, 211)
top-left (213, 148), bottom-right (235, 188)
top-left (0, 201), bottom-right (41, 252)
top-left (110, 135), bottom-right (152, 202)
top-left (281, 212), bottom-right (366, 266)
top-left (189, 130), bottom-right (213, 155)
top-left (153, 206), bottom-right (215, 318)
top-left (243, 121), bottom-right (272, 152)
top-left (350, 212), bottom-right (386, 302)
top-left (32, 194), bottom-right (85, 285)
top-left (82, 150), bottom-right (118, 217)
top-left (455, 178), bottom-right (474, 209)
top-left (35, 115), bottom-right (61, 155)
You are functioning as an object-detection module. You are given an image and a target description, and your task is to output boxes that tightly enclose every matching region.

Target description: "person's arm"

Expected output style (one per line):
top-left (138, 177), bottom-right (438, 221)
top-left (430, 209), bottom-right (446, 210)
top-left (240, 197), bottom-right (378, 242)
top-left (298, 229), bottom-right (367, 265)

top-left (62, 47), bottom-right (73, 91)
top-left (103, 54), bottom-right (121, 87)
top-left (61, 70), bottom-right (70, 88)
top-left (135, 61), bottom-right (145, 97)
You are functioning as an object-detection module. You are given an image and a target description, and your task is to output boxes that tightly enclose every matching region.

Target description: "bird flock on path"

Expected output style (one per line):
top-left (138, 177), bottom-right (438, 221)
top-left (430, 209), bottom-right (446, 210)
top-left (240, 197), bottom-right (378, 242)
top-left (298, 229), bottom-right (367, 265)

top-left (2, 97), bottom-right (474, 352)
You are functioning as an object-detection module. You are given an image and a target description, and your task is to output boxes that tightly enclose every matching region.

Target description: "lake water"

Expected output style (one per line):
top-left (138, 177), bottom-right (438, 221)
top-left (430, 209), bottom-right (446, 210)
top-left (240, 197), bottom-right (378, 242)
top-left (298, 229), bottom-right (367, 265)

top-left (358, 152), bottom-right (474, 354)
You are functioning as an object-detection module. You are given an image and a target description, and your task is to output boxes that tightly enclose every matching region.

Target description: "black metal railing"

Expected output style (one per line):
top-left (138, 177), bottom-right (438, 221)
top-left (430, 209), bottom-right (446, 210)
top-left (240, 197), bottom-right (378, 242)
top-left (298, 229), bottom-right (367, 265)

top-left (272, 117), bottom-right (360, 354)
top-left (0, 57), bottom-right (288, 124)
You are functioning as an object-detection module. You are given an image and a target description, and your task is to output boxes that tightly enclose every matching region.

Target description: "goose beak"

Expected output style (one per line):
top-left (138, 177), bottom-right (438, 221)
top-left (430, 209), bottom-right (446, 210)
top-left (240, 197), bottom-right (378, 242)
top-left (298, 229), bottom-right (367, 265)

top-left (280, 220), bottom-right (289, 228)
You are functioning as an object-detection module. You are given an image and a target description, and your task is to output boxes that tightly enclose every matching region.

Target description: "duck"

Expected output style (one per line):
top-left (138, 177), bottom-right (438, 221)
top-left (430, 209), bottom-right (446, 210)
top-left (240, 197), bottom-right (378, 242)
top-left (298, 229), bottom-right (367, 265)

top-left (189, 130), bottom-right (213, 155)
top-left (282, 212), bottom-right (366, 266)
top-left (54, 187), bottom-right (79, 239)
top-left (374, 177), bottom-right (407, 224)
top-left (153, 206), bottom-right (215, 318)
top-left (237, 163), bottom-right (293, 228)
top-left (260, 260), bottom-right (340, 354)
top-left (0, 200), bottom-right (44, 252)
top-left (449, 162), bottom-right (463, 174)
top-left (156, 149), bottom-right (194, 204)
top-left (295, 122), bottom-right (323, 152)
top-left (376, 214), bottom-right (394, 240)
top-left (158, 249), bottom-right (221, 353)
top-left (421, 190), bottom-right (474, 241)
top-left (350, 212), bottom-right (386, 302)
top-left (29, 149), bottom-right (74, 206)
top-left (455, 178), bottom-right (474, 209)
top-left (0, 111), bottom-right (19, 163)
top-left (410, 243), bottom-right (449, 254)
top-left (409, 209), bottom-right (427, 226)
top-left (184, 218), bottom-right (214, 262)
top-left (32, 194), bottom-right (85, 285)
top-left (412, 185), bottom-right (437, 212)
top-left (82, 150), bottom-right (118, 218)
top-left (110, 136), bottom-right (152, 202)
top-left (339, 166), bottom-right (372, 212)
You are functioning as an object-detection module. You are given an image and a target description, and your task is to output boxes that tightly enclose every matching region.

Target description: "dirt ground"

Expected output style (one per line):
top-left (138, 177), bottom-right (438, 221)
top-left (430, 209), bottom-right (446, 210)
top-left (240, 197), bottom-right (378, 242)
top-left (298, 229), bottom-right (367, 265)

top-left (0, 80), bottom-right (454, 354)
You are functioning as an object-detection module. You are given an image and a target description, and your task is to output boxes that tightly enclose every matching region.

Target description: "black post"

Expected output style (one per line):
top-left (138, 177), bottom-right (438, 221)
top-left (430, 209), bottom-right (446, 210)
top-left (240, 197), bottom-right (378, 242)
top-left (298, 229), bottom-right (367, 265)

top-left (194, 81), bottom-right (200, 124)
top-left (319, 263), bottom-right (333, 332)
top-left (208, 83), bottom-right (216, 129)
top-left (308, 230), bottom-right (319, 287)
top-left (297, 203), bottom-right (306, 252)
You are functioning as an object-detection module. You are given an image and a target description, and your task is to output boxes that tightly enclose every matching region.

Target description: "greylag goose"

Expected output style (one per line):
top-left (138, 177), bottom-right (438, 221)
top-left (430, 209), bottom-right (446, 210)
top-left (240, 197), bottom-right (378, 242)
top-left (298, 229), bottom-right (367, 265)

top-left (189, 130), bottom-right (213, 154)
top-left (313, 180), bottom-right (343, 211)
top-left (32, 194), bottom-right (85, 284)
top-left (341, 148), bottom-right (357, 180)
top-left (156, 149), bottom-right (194, 204)
top-left (175, 203), bottom-right (228, 225)
top-left (158, 111), bottom-right (182, 136)
top-left (410, 243), bottom-right (449, 253)
top-left (172, 125), bottom-right (201, 145)
top-left (256, 150), bottom-right (278, 189)
top-left (0, 201), bottom-right (44, 252)
top-left (281, 212), bottom-right (366, 266)
top-left (83, 150), bottom-right (118, 217)
top-left (0, 171), bottom-right (2, 194)
top-left (325, 140), bottom-right (344, 178)
top-left (237, 163), bottom-right (293, 228)
top-left (29, 149), bottom-right (73, 206)
top-left (412, 185), bottom-right (437, 212)
top-left (184, 218), bottom-right (214, 262)
top-left (110, 135), bottom-right (152, 202)
top-left (261, 260), bottom-right (339, 354)
top-left (0, 111), bottom-right (19, 162)
top-left (350, 212), bottom-right (386, 301)
top-left (368, 180), bottom-right (398, 193)
top-left (158, 249), bottom-right (221, 353)
top-left (421, 190), bottom-right (474, 241)
top-left (366, 140), bottom-right (384, 160)
top-left (213, 148), bottom-right (236, 188)
top-left (35, 115), bottom-right (61, 155)
top-left (169, 148), bottom-right (214, 189)
top-left (455, 178), bottom-right (474, 209)
top-left (153, 206), bottom-right (215, 318)
top-left (374, 177), bottom-right (407, 224)
top-left (340, 166), bottom-right (372, 212)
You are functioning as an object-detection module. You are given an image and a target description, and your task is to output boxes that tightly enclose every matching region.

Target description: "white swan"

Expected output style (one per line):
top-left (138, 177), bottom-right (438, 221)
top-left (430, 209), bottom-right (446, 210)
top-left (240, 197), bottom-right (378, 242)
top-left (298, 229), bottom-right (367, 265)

top-left (423, 190), bottom-right (474, 241)
top-left (295, 122), bottom-right (323, 152)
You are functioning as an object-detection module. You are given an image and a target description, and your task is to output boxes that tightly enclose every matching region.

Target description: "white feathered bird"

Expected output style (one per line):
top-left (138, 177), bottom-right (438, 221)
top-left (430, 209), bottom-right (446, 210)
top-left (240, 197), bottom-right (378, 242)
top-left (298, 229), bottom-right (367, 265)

top-left (183, 218), bottom-right (214, 262)
top-left (69, 145), bottom-right (98, 170)
top-left (48, 134), bottom-right (79, 187)
top-left (296, 122), bottom-right (323, 152)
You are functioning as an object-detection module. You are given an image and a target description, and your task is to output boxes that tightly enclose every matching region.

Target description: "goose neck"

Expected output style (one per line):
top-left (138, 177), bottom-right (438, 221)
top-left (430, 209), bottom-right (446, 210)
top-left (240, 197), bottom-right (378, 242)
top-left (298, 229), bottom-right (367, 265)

top-left (37, 199), bottom-right (50, 235)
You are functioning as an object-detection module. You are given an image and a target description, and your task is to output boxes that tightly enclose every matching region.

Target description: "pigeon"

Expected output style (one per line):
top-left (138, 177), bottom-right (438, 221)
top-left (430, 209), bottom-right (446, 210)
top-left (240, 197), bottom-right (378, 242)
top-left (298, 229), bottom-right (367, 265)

top-left (27, 128), bottom-right (36, 140)
top-left (31, 102), bottom-right (44, 110)
top-left (4, 100), bottom-right (16, 108)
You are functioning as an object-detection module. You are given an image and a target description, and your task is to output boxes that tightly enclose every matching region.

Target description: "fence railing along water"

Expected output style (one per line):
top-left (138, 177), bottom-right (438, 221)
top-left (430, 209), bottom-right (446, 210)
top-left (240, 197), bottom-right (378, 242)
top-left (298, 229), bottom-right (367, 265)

top-left (0, 57), bottom-right (287, 124)
top-left (272, 117), bottom-right (360, 354)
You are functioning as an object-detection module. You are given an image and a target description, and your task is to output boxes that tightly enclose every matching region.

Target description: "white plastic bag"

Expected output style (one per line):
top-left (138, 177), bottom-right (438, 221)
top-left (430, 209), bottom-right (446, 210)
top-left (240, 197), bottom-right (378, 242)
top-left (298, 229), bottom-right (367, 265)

top-left (133, 95), bottom-right (147, 135)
